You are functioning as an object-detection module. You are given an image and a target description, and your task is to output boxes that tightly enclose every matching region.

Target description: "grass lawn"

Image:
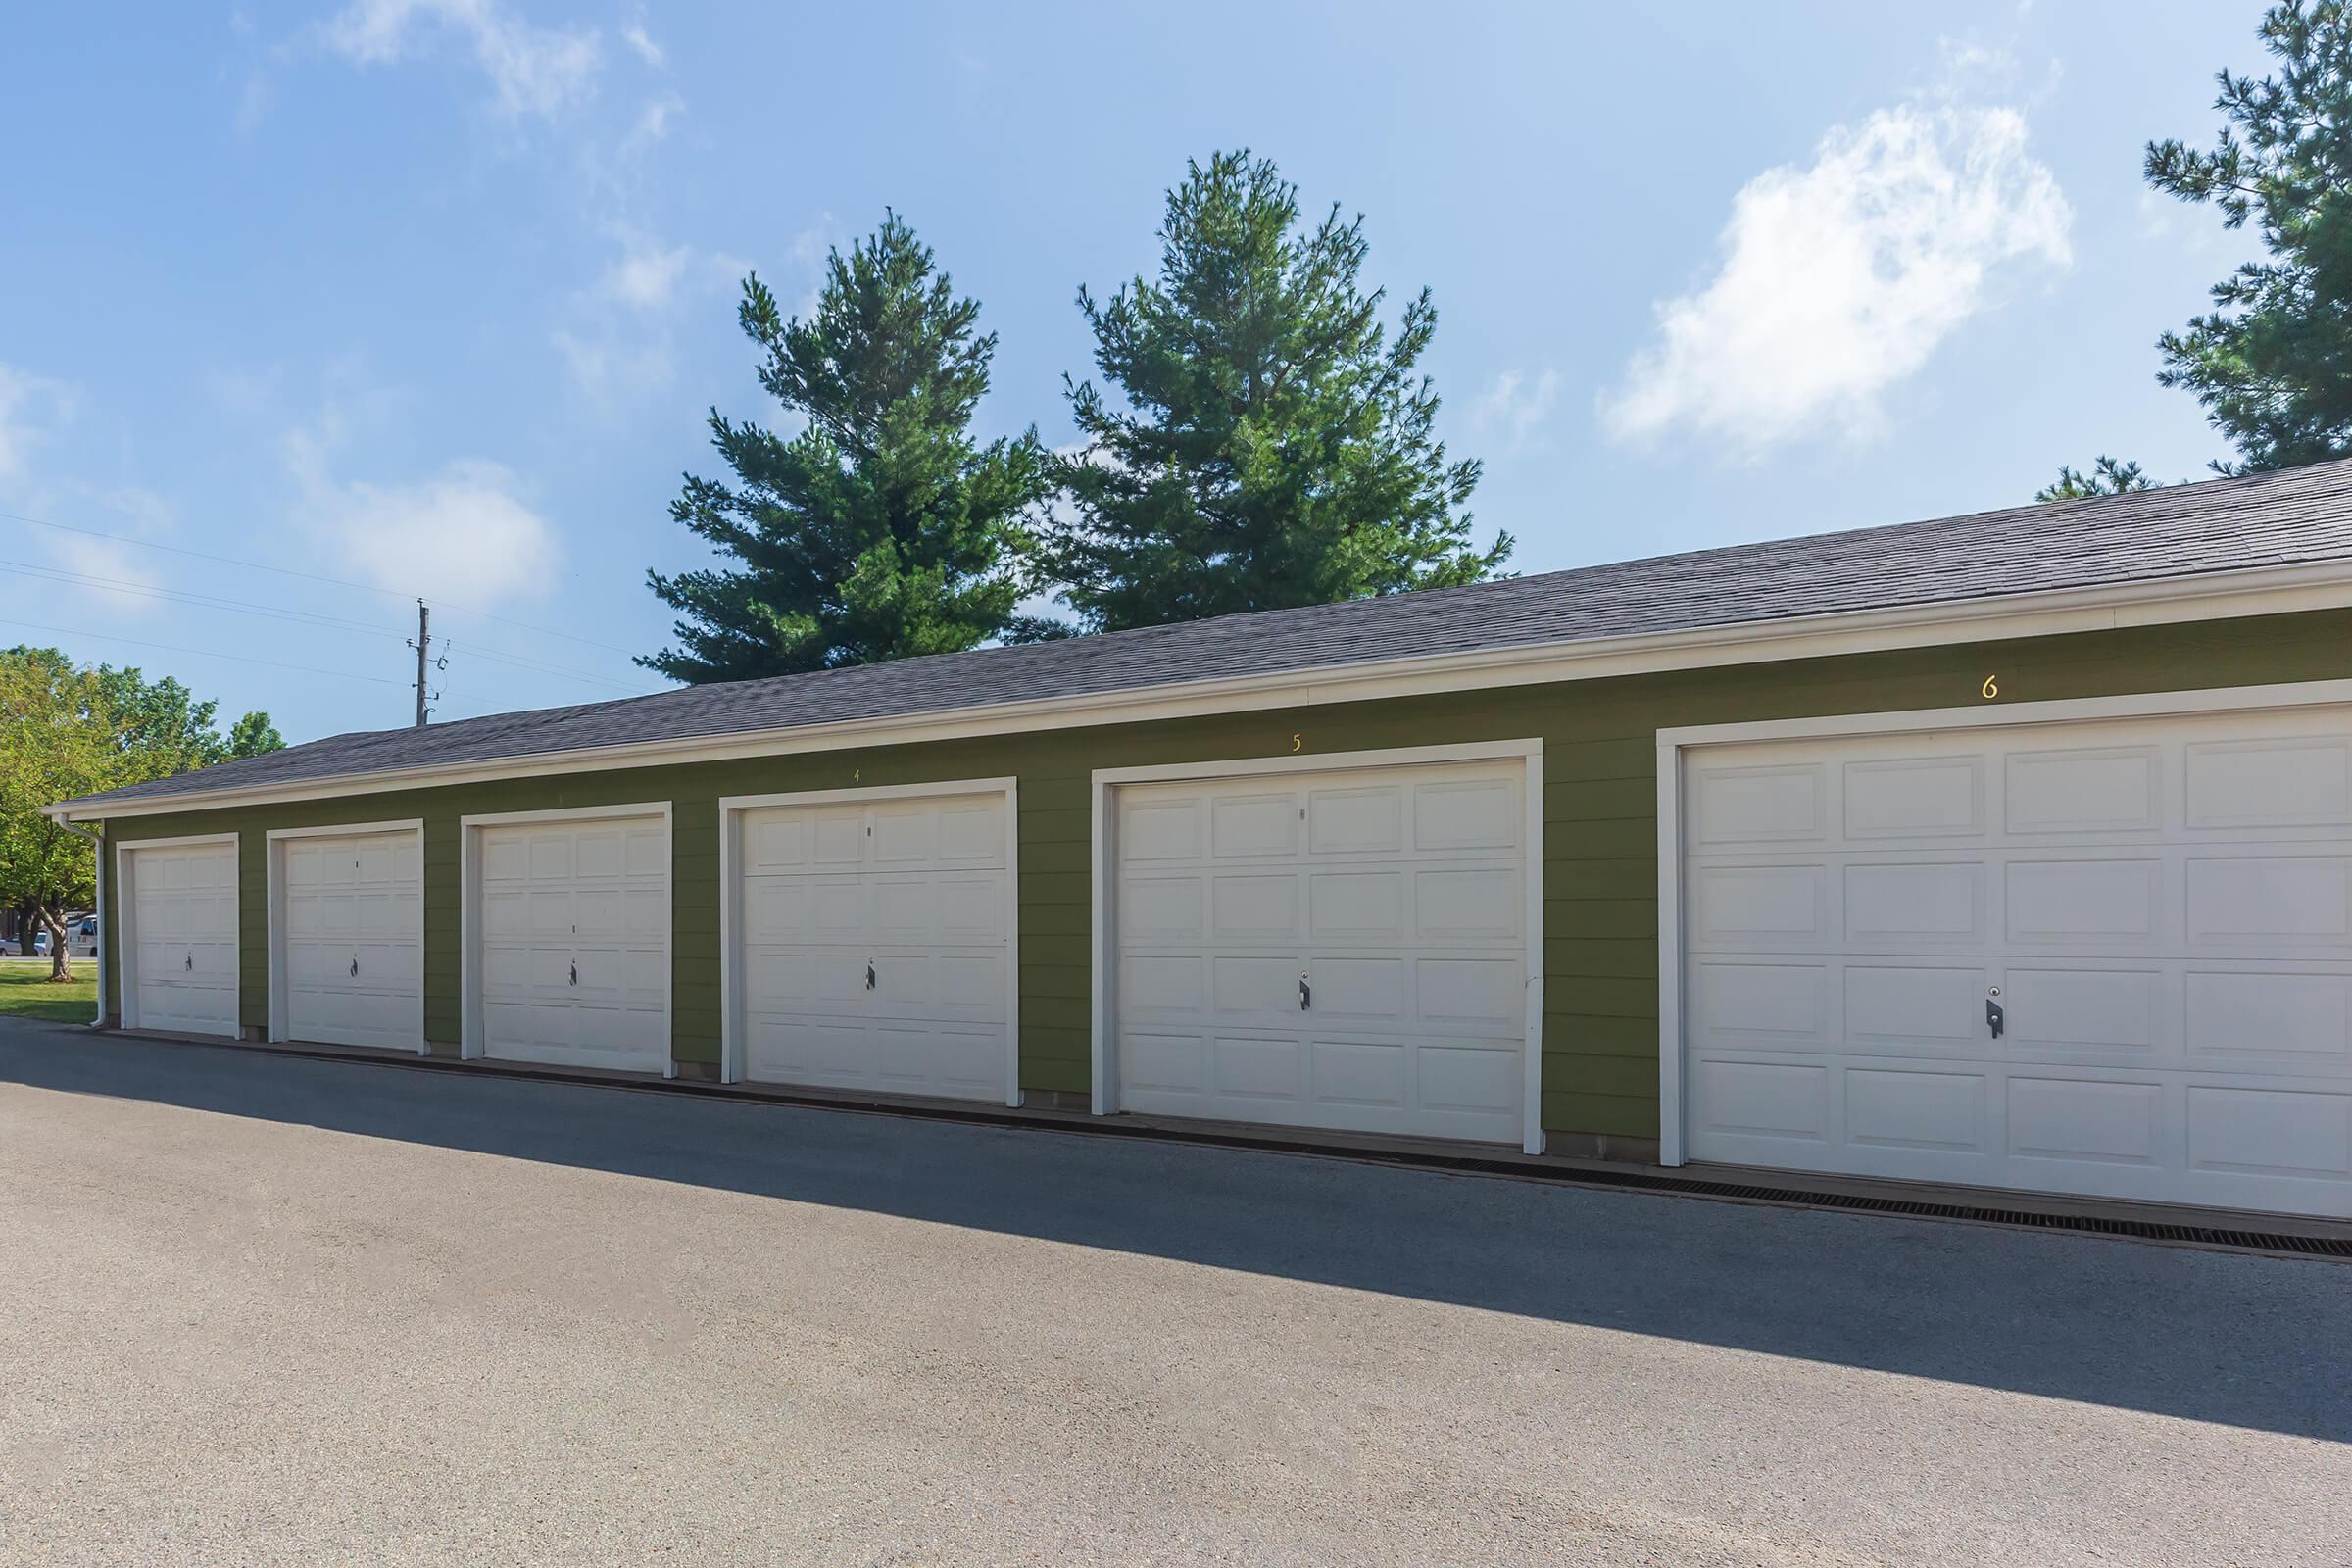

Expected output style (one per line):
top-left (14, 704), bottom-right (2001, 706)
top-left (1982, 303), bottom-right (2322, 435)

top-left (0, 958), bottom-right (97, 1023)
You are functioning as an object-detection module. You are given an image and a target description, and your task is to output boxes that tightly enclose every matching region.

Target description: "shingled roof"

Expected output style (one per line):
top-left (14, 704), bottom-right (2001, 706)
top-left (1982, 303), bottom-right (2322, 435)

top-left (55, 458), bottom-right (2352, 812)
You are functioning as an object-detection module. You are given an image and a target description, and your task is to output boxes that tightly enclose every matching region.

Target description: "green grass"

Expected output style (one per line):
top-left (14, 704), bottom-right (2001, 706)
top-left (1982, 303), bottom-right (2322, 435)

top-left (0, 958), bottom-right (98, 1023)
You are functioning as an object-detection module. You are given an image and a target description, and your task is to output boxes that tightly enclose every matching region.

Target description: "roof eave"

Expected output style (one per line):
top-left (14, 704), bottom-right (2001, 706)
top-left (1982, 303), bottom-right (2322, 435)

top-left (49, 556), bottom-right (2352, 823)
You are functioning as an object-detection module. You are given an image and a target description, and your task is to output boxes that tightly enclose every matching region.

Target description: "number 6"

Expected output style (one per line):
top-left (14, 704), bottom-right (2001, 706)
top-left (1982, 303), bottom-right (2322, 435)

top-left (1982, 675), bottom-right (2000, 700)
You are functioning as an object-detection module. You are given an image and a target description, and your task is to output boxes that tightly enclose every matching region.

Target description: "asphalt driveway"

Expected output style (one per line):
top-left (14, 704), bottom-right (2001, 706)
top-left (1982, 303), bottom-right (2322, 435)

top-left (0, 1021), bottom-right (2344, 1566)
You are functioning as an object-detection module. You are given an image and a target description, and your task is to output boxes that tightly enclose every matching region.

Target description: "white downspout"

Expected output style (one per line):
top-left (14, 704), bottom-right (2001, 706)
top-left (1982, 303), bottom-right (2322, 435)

top-left (55, 819), bottom-right (104, 1029)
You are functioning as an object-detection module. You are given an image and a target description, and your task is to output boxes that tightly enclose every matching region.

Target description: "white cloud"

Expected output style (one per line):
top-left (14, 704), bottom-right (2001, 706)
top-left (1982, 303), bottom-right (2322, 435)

top-left (0, 364), bottom-right (67, 481)
top-left (234, 67), bottom-right (272, 135)
top-left (38, 529), bottom-right (168, 618)
top-left (620, 94), bottom-right (680, 155)
top-left (1601, 100), bottom-right (2071, 453)
top-left (621, 23), bottom-right (662, 66)
top-left (0, 364), bottom-right (179, 617)
top-left (554, 235), bottom-right (750, 402)
top-left (319, 0), bottom-right (602, 119)
top-left (1469, 368), bottom-right (1562, 454)
top-left (287, 426), bottom-right (559, 605)
top-left (334, 462), bottom-right (558, 605)
top-left (602, 239), bottom-right (691, 310)
top-left (550, 325), bottom-right (673, 403)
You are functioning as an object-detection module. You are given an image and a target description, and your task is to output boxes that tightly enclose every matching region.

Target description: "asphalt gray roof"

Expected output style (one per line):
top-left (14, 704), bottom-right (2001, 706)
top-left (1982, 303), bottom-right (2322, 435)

top-left (61, 458), bottom-right (2352, 811)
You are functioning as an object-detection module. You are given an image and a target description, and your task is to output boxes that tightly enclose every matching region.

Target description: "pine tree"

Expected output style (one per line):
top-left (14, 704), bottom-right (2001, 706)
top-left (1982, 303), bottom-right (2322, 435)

top-left (1028, 151), bottom-right (1509, 634)
top-left (2146, 1), bottom-right (2352, 472)
top-left (2034, 456), bottom-right (2162, 502)
top-left (644, 215), bottom-right (1048, 681)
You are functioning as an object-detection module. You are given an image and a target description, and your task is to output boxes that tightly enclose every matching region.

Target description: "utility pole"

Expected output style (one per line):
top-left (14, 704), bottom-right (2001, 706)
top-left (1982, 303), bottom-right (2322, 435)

top-left (409, 600), bottom-right (432, 726)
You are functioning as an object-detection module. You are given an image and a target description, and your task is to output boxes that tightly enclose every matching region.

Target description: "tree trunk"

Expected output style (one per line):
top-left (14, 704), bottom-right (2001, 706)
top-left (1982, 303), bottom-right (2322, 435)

top-left (34, 903), bottom-right (71, 982)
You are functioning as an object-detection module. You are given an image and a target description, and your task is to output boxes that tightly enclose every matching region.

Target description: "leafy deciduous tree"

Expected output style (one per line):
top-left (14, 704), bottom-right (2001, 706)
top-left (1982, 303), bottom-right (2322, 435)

top-left (0, 648), bottom-right (278, 980)
top-left (226, 710), bottom-right (285, 760)
top-left (643, 214), bottom-right (1049, 682)
top-left (1028, 150), bottom-right (1510, 635)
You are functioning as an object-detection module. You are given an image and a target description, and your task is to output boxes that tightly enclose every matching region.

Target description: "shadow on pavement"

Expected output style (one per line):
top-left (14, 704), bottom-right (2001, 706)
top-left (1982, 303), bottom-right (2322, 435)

top-left (5, 1026), bottom-right (2346, 1442)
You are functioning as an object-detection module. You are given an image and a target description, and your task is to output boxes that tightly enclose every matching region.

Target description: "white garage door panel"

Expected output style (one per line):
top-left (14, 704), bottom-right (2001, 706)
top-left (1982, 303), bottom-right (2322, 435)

top-left (1681, 707), bottom-right (2352, 1217)
top-left (128, 842), bottom-right (239, 1038)
top-left (477, 815), bottom-right (669, 1072)
top-left (281, 830), bottom-right (422, 1050)
top-left (1115, 760), bottom-right (1529, 1144)
top-left (737, 792), bottom-right (1010, 1101)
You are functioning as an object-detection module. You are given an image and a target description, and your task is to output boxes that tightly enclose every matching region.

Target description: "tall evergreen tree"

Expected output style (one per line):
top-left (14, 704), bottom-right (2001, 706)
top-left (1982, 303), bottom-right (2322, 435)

top-left (2034, 456), bottom-right (2162, 502)
top-left (2146, 1), bottom-right (2352, 472)
top-left (1028, 150), bottom-right (1509, 634)
top-left (643, 215), bottom-right (1049, 682)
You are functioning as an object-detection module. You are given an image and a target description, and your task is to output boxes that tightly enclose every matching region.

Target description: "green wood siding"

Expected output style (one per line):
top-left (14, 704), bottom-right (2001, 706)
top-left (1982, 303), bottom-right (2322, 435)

top-left (96, 607), bottom-right (2352, 1138)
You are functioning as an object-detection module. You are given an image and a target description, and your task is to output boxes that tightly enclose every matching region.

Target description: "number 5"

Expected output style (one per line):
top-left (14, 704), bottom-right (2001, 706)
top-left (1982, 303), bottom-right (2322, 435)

top-left (1291, 732), bottom-right (1302, 753)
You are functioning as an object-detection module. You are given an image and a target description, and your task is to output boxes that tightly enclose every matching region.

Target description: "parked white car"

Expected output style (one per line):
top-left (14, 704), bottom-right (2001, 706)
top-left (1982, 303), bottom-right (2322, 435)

top-left (6, 917), bottom-right (93, 958)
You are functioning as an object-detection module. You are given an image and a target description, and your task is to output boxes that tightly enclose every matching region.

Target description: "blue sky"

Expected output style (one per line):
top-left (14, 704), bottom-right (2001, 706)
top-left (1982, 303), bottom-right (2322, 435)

top-left (1, 2), bottom-right (2271, 742)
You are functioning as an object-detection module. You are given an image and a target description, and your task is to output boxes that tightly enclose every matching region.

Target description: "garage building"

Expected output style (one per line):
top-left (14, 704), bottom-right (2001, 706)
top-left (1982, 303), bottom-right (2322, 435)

top-left (48, 463), bottom-right (2352, 1220)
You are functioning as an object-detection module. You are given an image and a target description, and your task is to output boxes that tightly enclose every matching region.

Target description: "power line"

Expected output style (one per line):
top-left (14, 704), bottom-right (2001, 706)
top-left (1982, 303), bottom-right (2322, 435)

top-left (0, 556), bottom-right (661, 697)
top-left (0, 616), bottom-right (409, 686)
top-left (0, 561), bottom-right (411, 640)
top-left (0, 505), bottom-right (657, 661)
top-left (437, 638), bottom-right (652, 696)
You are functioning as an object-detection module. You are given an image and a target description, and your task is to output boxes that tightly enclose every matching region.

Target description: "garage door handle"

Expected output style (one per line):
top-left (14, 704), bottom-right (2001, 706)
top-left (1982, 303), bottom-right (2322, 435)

top-left (569, 962), bottom-right (578, 987)
top-left (349, 956), bottom-right (359, 978)
top-left (1986, 999), bottom-right (2005, 1040)
top-left (1298, 973), bottom-right (1311, 1011)
top-left (183, 953), bottom-right (193, 972)
top-left (865, 961), bottom-right (876, 992)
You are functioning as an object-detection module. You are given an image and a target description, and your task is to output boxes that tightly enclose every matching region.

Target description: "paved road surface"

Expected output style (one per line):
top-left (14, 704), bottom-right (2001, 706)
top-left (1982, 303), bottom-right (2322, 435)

top-left (0, 1021), bottom-right (2344, 1566)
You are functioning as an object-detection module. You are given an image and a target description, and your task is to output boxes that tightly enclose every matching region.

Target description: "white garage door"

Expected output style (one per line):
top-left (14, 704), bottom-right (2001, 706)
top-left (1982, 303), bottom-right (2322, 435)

top-left (1114, 760), bottom-right (1530, 1143)
top-left (736, 791), bottom-right (1011, 1101)
top-left (1680, 707), bottom-right (2352, 1219)
top-left (281, 830), bottom-right (422, 1051)
top-left (477, 814), bottom-right (669, 1072)
top-left (127, 840), bottom-right (239, 1038)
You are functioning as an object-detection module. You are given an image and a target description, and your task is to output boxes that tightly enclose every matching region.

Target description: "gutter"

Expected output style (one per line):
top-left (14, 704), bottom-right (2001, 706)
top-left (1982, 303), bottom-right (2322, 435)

top-left (45, 554), bottom-right (2352, 823)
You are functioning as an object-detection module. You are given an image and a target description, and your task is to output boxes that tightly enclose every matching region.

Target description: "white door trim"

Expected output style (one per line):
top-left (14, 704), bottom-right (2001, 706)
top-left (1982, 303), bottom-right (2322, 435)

top-left (716, 777), bottom-right (1021, 1104)
top-left (458, 802), bottom-right (674, 1072)
top-left (1653, 676), bottom-right (2352, 1168)
top-left (265, 819), bottom-right (426, 1054)
top-left (115, 831), bottom-right (240, 1036)
top-left (1092, 739), bottom-right (1546, 1154)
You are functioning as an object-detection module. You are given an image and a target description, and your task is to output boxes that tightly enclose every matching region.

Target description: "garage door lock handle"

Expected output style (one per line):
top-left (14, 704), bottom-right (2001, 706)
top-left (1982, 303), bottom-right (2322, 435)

top-left (1298, 972), bottom-right (1311, 1011)
top-left (865, 961), bottom-right (877, 991)
top-left (1986, 998), bottom-right (2005, 1040)
top-left (569, 961), bottom-right (578, 987)
top-left (349, 956), bottom-right (359, 978)
top-left (183, 953), bottom-right (193, 972)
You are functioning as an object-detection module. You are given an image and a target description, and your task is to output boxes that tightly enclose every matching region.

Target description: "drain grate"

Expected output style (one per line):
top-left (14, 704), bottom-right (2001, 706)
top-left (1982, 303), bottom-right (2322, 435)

top-left (1481, 1166), bottom-right (2352, 1259)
